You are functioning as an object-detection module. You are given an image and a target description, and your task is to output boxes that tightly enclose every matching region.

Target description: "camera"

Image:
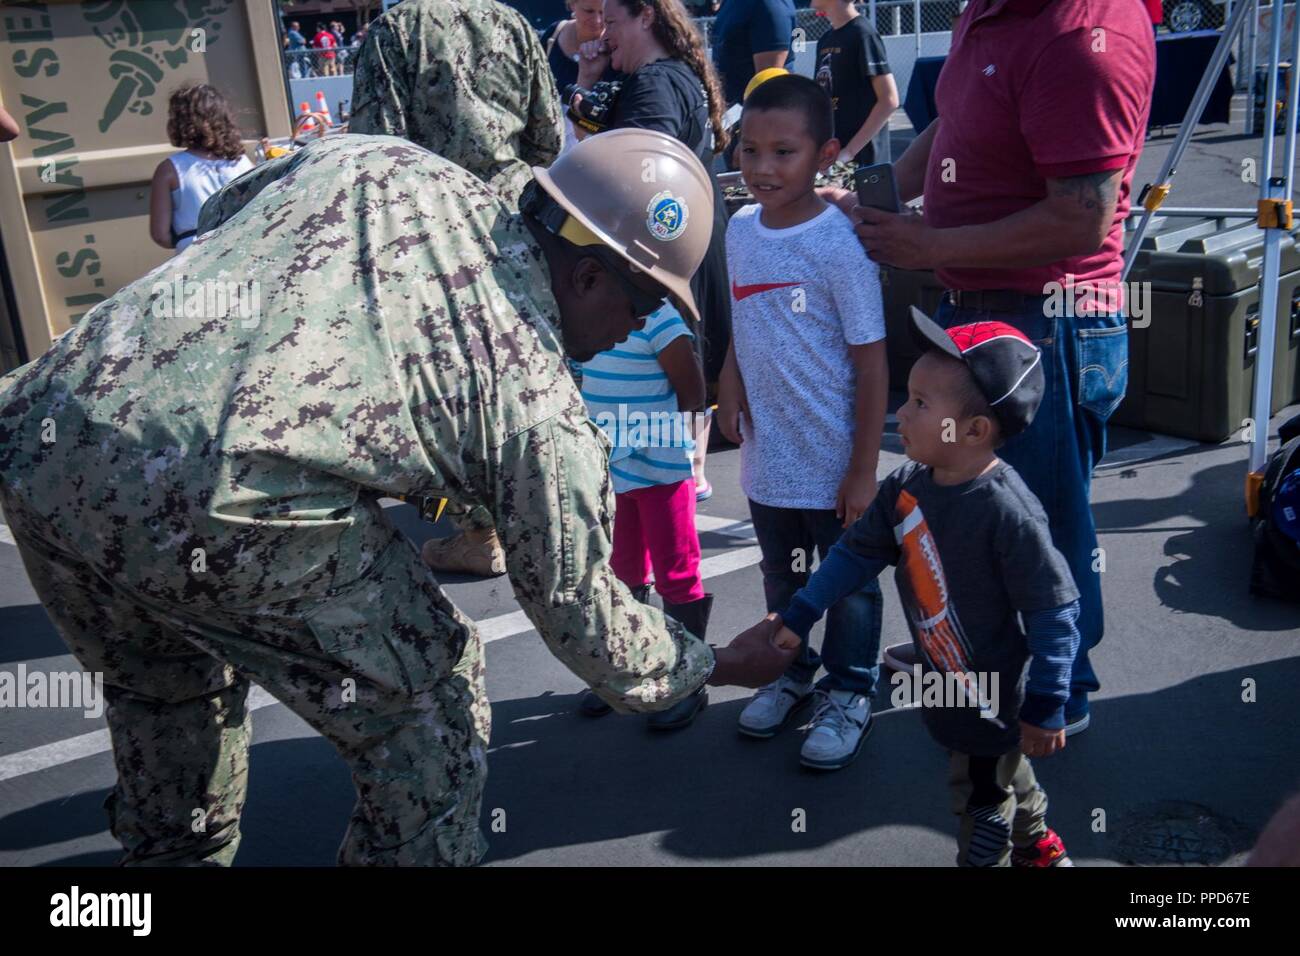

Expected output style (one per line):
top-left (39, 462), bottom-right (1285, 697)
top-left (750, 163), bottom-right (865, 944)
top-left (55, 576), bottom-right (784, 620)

top-left (563, 79), bottom-right (623, 135)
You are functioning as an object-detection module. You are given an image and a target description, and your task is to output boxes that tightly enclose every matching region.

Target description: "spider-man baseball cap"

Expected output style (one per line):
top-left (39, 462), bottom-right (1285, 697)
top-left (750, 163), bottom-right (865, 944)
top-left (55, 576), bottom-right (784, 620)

top-left (909, 307), bottom-right (1045, 439)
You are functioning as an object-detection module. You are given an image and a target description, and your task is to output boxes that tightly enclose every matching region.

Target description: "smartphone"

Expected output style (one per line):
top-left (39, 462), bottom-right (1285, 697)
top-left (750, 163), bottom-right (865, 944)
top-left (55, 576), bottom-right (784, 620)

top-left (855, 163), bottom-right (902, 214)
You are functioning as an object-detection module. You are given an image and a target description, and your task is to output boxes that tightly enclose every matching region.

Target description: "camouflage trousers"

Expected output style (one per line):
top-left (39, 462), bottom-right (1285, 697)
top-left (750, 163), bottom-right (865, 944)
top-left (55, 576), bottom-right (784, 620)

top-left (432, 500), bottom-right (496, 534)
top-left (947, 749), bottom-right (1048, 867)
top-left (3, 498), bottom-right (490, 867)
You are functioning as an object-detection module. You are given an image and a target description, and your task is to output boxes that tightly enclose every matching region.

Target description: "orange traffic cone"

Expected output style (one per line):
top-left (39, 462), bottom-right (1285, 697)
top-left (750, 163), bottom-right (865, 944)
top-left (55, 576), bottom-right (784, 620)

top-left (314, 90), bottom-right (333, 127)
top-left (297, 101), bottom-right (317, 133)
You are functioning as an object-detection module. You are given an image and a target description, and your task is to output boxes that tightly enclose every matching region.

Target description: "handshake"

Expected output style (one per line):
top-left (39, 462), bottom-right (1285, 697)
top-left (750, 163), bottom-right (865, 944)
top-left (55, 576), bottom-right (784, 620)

top-left (707, 613), bottom-right (803, 688)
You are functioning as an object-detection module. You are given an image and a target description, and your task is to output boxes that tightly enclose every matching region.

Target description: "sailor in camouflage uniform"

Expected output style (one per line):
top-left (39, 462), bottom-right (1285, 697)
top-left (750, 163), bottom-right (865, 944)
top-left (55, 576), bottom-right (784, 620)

top-left (348, 0), bottom-right (562, 210)
top-left (349, 0), bottom-right (566, 576)
top-left (0, 132), bottom-right (796, 866)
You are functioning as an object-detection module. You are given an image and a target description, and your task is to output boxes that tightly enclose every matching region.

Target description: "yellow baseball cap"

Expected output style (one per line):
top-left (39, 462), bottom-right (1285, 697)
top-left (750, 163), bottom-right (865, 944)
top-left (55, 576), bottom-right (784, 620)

top-left (744, 67), bottom-right (790, 101)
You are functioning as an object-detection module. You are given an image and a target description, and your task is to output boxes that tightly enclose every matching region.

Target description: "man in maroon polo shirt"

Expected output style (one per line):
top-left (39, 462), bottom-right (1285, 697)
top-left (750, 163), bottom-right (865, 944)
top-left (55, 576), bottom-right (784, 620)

top-left (848, 0), bottom-right (1155, 736)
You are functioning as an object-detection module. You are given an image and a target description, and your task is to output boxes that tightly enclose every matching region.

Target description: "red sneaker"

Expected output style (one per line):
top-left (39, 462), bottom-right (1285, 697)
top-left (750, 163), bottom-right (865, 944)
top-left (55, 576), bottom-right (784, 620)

top-left (1012, 829), bottom-right (1073, 867)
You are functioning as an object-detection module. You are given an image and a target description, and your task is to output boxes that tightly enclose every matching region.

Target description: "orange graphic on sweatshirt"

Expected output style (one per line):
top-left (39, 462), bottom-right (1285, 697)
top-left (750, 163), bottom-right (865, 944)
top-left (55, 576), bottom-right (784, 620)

top-left (892, 489), bottom-right (1003, 726)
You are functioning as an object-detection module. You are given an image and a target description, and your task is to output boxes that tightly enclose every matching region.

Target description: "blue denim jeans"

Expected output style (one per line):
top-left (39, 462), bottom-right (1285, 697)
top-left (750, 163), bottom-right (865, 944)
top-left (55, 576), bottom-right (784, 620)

top-left (934, 299), bottom-right (1128, 717)
top-left (748, 501), bottom-right (884, 697)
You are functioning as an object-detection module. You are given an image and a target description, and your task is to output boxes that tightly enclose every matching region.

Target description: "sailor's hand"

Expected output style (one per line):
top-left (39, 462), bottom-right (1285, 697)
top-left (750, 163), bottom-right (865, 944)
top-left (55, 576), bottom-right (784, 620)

top-left (708, 613), bottom-right (800, 688)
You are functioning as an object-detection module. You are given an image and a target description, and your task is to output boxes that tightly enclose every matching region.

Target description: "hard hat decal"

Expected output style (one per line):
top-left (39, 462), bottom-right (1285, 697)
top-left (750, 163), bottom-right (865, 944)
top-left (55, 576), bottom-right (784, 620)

top-left (646, 191), bottom-right (688, 242)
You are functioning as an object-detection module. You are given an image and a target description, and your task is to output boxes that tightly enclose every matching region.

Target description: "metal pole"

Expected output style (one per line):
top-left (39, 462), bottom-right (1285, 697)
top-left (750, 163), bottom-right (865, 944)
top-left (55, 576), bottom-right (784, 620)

top-left (1124, 207), bottom-right (1255, 217)
top-left (913, 0), bottom-right (922, 61)
top-left (1121, 0), bottom-right (1257, 282)
top-left (1246, 2), bottom-right (1260, 133)
top-left (1227, 0), bottom-right (1240, 91)
top-left (1248, 1), bottom-right (1300, 485)
top-left (1284, 3), bottom-right (1300, 178)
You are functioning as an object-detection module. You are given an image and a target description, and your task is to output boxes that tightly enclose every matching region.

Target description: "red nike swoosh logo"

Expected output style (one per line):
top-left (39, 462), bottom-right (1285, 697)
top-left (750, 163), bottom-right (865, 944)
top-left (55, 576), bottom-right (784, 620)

top-left (731, 279), bottom-right (803, 302)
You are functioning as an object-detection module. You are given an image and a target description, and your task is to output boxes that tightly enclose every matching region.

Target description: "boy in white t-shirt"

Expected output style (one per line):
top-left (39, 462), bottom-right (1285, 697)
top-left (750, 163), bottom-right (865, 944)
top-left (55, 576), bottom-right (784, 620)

top-left (717, 74), bottom-right (888, 770)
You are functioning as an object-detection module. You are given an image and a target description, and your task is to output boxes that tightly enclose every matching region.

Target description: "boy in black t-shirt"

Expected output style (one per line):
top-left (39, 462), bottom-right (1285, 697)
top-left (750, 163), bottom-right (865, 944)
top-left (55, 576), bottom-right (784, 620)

top-left (733, 310), bottom-right (1081, 867)
top-left (811, 0), bottom-right (898, 166)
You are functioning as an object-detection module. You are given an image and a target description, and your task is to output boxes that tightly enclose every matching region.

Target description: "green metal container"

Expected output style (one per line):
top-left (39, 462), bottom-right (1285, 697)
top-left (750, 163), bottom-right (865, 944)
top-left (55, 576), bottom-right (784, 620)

top-left (1114, 219), bottom-right (1300, 442)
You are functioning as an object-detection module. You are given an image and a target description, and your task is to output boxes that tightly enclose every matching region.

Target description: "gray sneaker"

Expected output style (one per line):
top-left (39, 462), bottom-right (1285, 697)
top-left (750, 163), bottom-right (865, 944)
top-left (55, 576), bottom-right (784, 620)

top-left (800, 689), bottom-right (873, 770)
top-left (738, 675), bottom-right (814, 739)
top-left (882, 642), bottom-right (919, 672)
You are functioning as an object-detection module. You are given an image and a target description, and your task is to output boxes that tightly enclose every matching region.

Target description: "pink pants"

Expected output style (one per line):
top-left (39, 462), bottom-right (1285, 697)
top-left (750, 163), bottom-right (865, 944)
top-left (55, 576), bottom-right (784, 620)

top-left (610, 479), bottom-right (705, 605)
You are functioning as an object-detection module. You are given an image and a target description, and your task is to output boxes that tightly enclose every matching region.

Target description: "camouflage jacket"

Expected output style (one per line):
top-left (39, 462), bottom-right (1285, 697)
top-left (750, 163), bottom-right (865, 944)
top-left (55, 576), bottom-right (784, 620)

top-left (348, 0), bottom-right (562, 209)
top-left (0, 136), bottom-right (712, 713)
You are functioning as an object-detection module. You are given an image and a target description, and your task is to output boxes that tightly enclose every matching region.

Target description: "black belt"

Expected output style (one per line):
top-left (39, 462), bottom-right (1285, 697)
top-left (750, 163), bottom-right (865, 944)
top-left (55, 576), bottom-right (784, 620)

top-left (946, 289), bottom-right (1046, 313)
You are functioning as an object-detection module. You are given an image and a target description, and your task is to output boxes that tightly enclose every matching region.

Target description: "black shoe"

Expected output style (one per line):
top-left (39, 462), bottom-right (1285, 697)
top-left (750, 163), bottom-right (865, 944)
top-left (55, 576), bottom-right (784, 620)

top-left (646, 594), bottom-right (714, 731)
top-left (578, 584), bottom-right (653, 718)
top-left (579, 689), bottom-right (613, 717)
top-left (646, 687), bottom-right (708, 731)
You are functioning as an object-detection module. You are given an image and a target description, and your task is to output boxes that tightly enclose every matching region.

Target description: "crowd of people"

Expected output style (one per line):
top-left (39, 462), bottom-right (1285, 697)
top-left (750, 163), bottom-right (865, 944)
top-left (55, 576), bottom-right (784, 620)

top-left (282, 17), bottom-right (368, 78)
top-left (16, 0), bottom-right (1300, 868)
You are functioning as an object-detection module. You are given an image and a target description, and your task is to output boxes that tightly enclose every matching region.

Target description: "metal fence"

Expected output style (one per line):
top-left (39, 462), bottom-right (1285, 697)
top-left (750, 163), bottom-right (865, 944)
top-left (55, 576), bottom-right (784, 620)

top-left (283, 47), bottom-right (363, 80)
top-left (696, 1), bottom-right (959, 49)
top-left (695, 1), bottom-right (957, 109)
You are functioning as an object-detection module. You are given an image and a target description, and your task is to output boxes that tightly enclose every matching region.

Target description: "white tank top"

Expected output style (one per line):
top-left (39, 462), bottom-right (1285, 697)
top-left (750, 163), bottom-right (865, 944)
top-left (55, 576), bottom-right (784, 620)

top-left (169, 150), bottom-right (254, 251)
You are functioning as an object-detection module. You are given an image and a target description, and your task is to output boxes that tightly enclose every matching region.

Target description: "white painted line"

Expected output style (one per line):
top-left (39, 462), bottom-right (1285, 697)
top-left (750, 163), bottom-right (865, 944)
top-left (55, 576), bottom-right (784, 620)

top-left (0, 523), bottom-right (14, 547)
top-left (0, 729), bottom-right (110, 782)
top-left (477, 609), bottom-right (532, 643)
top-left (692, 514), bottom-right (735, 532)
top-left (0, 687), bottom-right (280, 784)
top-left (697, 545), bottom-right (764, 578)
top-left (696, 514), bottom-right (757, 542)
top-left (0, 530), bottom-right (768, 783)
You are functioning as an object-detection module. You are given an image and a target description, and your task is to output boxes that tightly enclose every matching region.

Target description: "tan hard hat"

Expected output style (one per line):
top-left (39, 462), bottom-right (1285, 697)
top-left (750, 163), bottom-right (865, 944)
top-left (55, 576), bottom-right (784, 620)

top-left (531, 127), bottom-right (714, 328)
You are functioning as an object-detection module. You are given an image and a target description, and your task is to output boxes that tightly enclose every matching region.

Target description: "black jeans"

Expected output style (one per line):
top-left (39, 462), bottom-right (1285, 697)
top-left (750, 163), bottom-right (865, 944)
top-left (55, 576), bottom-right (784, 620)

top-left (748, 501), bottom-right (884, 697)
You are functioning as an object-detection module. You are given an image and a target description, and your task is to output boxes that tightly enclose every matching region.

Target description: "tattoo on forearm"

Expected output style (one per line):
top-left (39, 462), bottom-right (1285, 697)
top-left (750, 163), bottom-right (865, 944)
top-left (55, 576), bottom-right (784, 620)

top-left (1051, 170), bottom-right (1121, 213)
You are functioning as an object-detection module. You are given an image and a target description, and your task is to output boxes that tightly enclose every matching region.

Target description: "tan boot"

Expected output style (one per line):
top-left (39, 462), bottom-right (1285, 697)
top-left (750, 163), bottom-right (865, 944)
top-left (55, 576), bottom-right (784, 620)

top-left (421, 528), bottom-right (506, 577)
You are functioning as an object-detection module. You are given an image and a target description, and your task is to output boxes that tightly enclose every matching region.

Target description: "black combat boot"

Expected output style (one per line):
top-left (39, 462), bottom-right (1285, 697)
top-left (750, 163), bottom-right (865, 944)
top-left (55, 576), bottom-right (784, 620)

top-left (646, 593), bottom-right (713, 731)
top-left (578, 584), bottom-right (653, 717)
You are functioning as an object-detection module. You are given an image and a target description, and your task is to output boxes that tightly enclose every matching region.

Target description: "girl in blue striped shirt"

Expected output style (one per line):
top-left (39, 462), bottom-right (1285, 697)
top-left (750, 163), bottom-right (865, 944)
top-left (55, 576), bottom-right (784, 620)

top-left (575, 304), bottom-right (714, 730)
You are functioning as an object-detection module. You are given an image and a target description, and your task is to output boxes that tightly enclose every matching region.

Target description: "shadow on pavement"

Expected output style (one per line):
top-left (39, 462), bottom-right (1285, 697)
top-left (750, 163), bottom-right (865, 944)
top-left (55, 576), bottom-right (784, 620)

top-left (0, 603), bottom-right (68, 666)
top-left (9, 657), bottom-right (1297, 866)
top-left (477, 658), bottom-right (1299, 864)
top-left (1095, 448), bottom-right (1299, 631)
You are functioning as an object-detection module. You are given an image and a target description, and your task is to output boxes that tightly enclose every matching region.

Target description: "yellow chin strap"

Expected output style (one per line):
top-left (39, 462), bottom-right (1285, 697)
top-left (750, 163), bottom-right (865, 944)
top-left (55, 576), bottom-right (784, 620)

top-left (558, 213), bottom-right (647, 275)
top-left (558, 214), bottom-right (603, 247)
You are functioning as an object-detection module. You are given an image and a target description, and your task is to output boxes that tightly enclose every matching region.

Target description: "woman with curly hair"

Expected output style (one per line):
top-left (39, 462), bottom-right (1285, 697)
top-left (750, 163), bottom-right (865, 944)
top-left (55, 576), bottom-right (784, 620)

top-left (149, 83), bottom-right (253, 254)
top-left (573, 0), bottom-right (733, 463)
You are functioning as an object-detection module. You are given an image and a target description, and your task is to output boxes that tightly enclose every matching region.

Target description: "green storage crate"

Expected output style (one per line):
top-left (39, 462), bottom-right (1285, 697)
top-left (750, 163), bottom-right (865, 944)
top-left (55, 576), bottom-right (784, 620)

top-left (877, 217), bottom-right (1240, 396)
top-left (1281, 281), bottom-right (1300, 407)
top-left (1114, 220), bottom-right (1300, 442)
